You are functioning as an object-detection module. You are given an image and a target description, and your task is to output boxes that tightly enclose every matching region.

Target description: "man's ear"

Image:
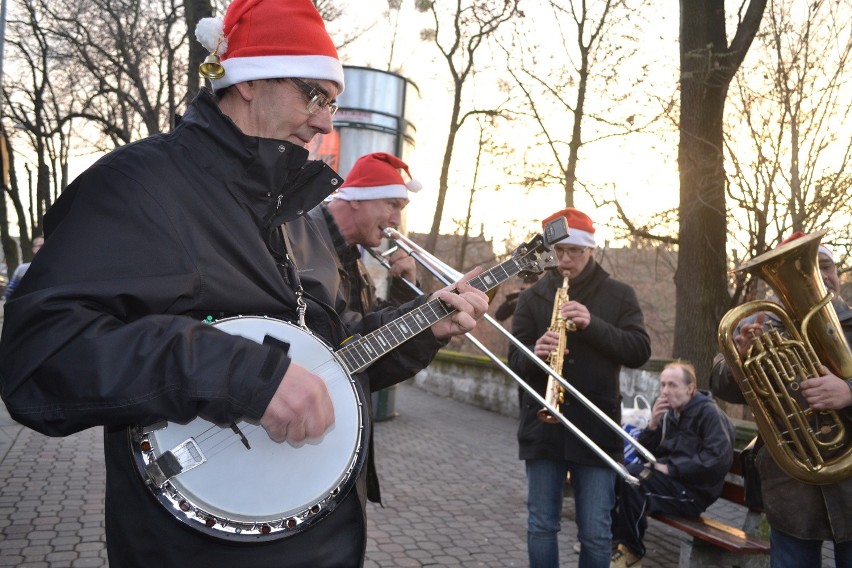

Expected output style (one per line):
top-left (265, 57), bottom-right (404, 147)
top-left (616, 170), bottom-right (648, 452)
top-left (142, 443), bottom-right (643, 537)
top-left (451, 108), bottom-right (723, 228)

top-left (233, 81), bottom-right (255, 101)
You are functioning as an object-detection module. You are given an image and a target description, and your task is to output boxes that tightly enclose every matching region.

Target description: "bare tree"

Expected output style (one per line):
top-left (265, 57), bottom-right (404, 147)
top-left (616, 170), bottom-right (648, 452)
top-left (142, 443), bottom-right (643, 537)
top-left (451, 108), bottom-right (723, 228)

top-left (185, 0), bottom-right (214, 100)
top-left (1, 126), bottom-right (28, 271)
top-left (383, 0), bottom-right (404, 72)
top-left (724, 0), bottom-right (852, 304)
top-left (415, 0), bottom-right (522, 256)
top-left (503, 0), bottom-right (656, 208)
top-left (674, 0), bottom-right (766, 380)
top-left (452, 113), bottom-right (506, 269)
top-left (0, 0), bottom-right (190, 254)
top-left (1, 0), bottom-right (79, 247)
top-left (38, 0), bottom-right (187, 145)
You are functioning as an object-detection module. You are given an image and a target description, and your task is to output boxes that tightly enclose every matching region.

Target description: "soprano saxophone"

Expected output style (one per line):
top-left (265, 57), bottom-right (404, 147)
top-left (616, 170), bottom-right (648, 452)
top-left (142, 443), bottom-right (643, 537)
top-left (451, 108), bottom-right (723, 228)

top-left (538, 276), bottom-right (576, 423)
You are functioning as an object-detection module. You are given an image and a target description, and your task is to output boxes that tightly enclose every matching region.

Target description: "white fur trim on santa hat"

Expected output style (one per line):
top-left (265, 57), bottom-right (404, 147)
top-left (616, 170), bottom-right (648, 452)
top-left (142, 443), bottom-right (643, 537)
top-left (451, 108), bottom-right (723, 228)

top-left (554, 228), bottom-right (596, 248)
top-left (818, 245), bottom-right (834, 262)
top-left (196, 18), bottom-right (228, 55)
top-left (333, 184), bottom-right (410, 201)
top-left (210, 55), bottom-right (345, 91)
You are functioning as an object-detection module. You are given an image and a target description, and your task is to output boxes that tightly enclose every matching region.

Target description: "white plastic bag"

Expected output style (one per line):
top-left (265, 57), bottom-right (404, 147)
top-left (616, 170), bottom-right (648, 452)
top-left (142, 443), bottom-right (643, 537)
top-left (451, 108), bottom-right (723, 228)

top-left (622, 395), bottom-right (651, 465)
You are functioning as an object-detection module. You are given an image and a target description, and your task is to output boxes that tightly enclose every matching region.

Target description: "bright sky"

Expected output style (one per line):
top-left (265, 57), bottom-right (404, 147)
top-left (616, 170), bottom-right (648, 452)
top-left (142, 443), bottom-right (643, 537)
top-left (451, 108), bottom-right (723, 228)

top-left (326, 0), bottom-right (683, 250)
top-left (59, 0), bottom-right (682, 251)
top-left (57, 0), bottom-right (849, 257)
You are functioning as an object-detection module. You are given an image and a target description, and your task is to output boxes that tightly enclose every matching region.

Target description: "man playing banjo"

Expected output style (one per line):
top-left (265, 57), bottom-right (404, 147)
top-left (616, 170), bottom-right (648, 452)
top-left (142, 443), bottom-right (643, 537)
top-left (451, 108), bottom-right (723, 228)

top-left (0, 0), bottom-right (488, 566)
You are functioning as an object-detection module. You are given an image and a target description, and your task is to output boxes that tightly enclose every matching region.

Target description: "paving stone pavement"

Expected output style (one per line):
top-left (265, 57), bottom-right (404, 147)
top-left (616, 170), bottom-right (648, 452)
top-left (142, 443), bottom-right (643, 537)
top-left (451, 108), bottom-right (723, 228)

top-left (0, 378), bottom-right (837, 567)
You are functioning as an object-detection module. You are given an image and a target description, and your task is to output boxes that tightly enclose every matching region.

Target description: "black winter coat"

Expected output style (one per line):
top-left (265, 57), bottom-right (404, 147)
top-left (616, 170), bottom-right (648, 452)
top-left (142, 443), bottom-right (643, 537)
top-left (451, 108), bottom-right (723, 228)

top-left (509, 262), bottom-right (651, 465)
top-left (288, 204), bottom-right (422, 504)
top-left (637, 391), bottom-right (735, 508)
top-left (0, 90), bottom-right (443, 567)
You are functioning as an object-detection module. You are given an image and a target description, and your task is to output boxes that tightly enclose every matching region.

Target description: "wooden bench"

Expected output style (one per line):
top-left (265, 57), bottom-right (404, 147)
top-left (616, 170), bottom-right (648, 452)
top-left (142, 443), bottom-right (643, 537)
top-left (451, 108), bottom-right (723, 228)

top-left (649, 448), bottom-right (770, 568)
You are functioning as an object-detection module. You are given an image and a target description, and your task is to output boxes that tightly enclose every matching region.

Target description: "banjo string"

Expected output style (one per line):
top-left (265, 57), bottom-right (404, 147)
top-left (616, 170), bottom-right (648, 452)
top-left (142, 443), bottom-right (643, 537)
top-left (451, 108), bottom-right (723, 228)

top-left (166, 369), bottom-right (354, 460)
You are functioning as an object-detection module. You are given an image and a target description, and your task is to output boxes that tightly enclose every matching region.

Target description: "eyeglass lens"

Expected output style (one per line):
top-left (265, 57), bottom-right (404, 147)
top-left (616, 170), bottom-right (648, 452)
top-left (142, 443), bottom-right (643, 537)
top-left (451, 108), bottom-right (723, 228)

top-left (292, 78), bottom-right (338, 116)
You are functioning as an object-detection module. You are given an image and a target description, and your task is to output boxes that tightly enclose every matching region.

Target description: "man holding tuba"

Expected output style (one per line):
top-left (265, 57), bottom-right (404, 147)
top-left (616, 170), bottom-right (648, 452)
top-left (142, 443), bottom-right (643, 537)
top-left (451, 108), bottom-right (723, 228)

top-left (711, 233), bottom-right (852, 568)
top-left (509, 207), bottom-right (651, 568)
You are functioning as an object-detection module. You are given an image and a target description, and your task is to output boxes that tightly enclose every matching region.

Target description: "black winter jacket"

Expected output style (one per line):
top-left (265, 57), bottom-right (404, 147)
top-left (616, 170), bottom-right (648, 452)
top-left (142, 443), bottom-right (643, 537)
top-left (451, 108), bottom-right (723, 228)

top-left (0, 90), bottom-right (443, 567)
top-left (637, 391), bottom-right (734, 508)
top-left (509, 262), bottom-right (651, 465)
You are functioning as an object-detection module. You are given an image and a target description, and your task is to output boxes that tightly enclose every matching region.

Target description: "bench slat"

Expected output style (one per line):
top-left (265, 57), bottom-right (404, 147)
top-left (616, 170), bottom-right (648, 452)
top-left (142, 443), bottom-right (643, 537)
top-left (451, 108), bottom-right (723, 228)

top-left (651, 514), bottom-right (770, 554)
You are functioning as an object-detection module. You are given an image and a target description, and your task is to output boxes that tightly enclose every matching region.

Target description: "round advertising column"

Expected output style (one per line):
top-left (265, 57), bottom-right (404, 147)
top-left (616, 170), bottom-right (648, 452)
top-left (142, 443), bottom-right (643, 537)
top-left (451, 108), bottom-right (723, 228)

top-left (309, 66), bottom-right (419, 421)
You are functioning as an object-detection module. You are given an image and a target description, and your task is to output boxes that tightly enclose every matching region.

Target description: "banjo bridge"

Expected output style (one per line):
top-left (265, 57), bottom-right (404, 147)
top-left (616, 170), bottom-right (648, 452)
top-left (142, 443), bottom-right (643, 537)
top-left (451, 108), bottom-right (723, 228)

top-left (145, 438), bottom-right (207, 488)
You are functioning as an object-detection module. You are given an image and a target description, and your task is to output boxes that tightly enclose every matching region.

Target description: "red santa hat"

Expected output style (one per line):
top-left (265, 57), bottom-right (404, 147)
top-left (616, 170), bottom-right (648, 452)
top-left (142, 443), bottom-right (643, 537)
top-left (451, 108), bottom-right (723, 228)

top-left (541, 207), bottom-right (597, 248)
top-left (778, 231), bottom-right (833, 262)
top-left (333, 153), bottom-right (422, 201)
top-left (195, 0), bottom-right (344, 92)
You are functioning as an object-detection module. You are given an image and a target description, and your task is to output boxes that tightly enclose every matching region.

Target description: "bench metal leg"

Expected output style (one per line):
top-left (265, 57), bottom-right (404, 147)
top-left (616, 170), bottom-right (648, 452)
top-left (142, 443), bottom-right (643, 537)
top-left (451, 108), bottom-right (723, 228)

top-left (678, 537), bottom-right (769, 568)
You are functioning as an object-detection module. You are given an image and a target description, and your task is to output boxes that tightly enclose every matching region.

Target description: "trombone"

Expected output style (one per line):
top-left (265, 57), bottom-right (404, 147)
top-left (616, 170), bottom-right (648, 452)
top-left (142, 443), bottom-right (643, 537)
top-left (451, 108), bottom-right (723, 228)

top-left (368, 229), bottom-right (657, 485)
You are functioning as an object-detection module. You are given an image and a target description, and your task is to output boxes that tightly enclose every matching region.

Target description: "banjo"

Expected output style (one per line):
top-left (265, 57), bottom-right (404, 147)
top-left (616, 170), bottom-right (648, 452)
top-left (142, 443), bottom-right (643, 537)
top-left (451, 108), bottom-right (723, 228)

top-left (131, 230), bottom-right (560, 542)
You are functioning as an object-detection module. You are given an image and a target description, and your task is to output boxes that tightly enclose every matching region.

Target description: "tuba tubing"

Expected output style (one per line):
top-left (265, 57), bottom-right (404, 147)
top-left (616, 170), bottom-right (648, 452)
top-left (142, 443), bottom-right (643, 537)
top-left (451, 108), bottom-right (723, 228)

top-left (379, 229), bottom-right (658, 473)
top-left (718, 230), bottom-right (852, 485)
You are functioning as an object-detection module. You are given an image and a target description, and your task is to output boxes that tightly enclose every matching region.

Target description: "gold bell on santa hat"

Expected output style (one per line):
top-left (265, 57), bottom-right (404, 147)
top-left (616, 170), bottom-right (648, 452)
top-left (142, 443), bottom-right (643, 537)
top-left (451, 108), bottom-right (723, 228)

top-left (199, 53), bottom-right (225, 80)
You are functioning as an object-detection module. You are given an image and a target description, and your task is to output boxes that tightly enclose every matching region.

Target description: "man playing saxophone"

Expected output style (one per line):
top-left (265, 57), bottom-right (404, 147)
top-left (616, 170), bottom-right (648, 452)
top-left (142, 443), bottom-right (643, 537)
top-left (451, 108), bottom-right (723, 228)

top-left (711, 232), bottom-right (852, 568)
top-left (508, 207), bottom-right (651, 568)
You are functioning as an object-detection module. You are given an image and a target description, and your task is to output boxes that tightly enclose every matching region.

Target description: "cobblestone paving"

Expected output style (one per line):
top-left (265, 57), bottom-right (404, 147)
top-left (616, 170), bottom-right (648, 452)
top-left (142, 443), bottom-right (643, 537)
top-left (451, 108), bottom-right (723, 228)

top-left (0, 380), bottom-right (835, 567)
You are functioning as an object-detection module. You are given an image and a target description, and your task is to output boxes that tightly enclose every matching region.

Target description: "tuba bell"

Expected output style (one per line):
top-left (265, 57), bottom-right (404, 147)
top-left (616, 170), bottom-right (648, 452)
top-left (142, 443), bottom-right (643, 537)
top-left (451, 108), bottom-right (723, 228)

top-left (717, 230), bottom-right (852, 485)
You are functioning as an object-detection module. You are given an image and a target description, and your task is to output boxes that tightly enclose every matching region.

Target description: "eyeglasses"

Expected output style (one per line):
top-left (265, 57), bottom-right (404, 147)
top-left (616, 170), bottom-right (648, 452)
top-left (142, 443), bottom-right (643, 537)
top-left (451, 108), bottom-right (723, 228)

top-left (554, 246), bottom-right (589, 258)
top-left (289, 78), bottom-right (339, 117)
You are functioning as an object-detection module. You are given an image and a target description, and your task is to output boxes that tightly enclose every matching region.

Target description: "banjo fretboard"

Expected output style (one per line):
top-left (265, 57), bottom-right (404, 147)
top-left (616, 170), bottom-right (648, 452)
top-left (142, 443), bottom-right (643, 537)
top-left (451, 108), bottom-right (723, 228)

top-left (336, 257), bottom-right (523, 374)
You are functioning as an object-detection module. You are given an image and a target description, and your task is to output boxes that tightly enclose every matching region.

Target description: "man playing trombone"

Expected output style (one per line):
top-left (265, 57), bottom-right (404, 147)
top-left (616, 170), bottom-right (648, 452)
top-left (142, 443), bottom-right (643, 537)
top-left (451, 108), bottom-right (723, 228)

top-left (303, 152), bottom-right (421, 326)
top-left (508, 207), bottom-right (651, 568)
top-left (289, 151), bottom-right (422, 504)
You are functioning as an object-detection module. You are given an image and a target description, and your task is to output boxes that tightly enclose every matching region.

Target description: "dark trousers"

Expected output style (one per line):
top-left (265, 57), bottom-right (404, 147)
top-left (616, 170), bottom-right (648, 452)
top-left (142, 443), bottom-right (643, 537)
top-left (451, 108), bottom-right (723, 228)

top-left (612, 462), bottom-right (705, 558)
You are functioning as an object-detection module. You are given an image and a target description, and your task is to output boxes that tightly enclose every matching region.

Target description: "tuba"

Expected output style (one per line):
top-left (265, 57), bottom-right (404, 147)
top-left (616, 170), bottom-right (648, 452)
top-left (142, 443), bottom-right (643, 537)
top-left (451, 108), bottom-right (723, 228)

top-left (538, 276), bottom-right (576, 423)
top-left (718, 230), bottom-right (852, 485)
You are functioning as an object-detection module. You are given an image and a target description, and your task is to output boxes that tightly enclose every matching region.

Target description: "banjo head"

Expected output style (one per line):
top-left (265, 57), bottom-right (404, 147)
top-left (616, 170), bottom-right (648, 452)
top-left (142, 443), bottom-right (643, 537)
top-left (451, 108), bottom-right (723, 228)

top-left (132, 316), bottom-right (369, 541)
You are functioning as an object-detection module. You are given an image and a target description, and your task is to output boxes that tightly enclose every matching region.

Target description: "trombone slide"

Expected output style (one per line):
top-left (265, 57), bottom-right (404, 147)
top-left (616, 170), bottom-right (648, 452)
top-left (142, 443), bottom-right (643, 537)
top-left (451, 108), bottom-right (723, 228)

top-left (377, 229), bottom-right (658, 481)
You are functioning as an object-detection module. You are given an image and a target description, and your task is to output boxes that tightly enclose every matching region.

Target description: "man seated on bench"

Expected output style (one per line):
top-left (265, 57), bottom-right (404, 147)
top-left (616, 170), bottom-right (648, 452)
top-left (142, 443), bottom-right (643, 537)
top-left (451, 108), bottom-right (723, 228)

top-left (610, 360), bottom-right (735, 568)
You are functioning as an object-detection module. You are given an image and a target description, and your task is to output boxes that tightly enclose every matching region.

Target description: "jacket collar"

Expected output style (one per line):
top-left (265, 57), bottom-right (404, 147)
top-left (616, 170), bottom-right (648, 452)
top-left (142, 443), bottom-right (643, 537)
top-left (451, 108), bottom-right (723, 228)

top-left (178, 90), bottom-right (343, 229)
top-left (540, 260), bottom-right (609, 304)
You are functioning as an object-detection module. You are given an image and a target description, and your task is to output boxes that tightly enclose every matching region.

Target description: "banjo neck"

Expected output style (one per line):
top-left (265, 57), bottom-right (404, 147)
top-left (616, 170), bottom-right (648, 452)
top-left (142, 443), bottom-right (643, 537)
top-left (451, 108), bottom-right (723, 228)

top-left (336, 254), bottom-right (525, 375)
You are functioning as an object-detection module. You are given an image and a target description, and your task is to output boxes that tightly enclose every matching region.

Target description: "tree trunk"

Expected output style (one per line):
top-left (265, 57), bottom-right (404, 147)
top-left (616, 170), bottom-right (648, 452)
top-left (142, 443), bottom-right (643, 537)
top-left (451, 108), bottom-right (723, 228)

top-left (0, 130), bottom-right (19, 272)
top-left (185, 0), bottom-right (214, 101)
top-left (674, 0), bottom-right (766, 382)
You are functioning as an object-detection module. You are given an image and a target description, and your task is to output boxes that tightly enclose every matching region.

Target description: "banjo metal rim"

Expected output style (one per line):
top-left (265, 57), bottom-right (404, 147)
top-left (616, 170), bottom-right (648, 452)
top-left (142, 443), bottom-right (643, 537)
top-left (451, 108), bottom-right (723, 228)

top-left (130, 315), bottom-right (371, 541)
top-left (132, 423), bottom-right (368, 541)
